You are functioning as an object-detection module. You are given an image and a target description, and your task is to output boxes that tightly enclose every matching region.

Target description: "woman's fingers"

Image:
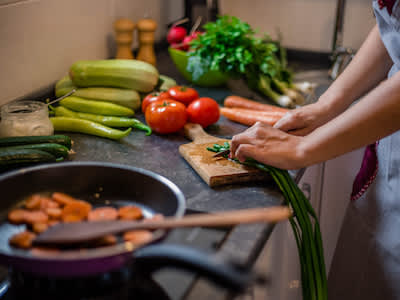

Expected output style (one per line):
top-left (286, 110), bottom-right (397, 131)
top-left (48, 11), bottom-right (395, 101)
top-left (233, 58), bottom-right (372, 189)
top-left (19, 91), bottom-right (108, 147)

top-left (273, 112), bottom-right (296, 131)
top-left (230, 122), bottom-right (267, 156)
top-left (235, 144), bottom-right (258, 163)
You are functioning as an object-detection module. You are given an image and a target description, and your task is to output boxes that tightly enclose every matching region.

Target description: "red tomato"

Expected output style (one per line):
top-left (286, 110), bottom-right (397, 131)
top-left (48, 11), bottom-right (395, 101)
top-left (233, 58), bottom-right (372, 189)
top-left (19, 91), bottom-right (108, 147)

top-left (145, 99), bottom-right (187, 134)
top-left (186, 97), bottom-right (220, 128)
top-left (141, 91), bottom-right (170, 113)
top-left (167, 86), bottom-right (199, 105)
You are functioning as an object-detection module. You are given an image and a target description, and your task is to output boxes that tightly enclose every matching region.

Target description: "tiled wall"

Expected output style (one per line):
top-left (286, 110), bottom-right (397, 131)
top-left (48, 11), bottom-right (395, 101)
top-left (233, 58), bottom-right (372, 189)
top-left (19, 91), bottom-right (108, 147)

top-left (0, 0), bottom-right (375, 106)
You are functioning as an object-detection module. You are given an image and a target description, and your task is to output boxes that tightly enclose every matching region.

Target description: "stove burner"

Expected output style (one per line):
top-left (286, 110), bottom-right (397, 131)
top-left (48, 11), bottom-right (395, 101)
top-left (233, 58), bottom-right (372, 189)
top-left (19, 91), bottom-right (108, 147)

top-left (1, 266), bottom-right (170, 300)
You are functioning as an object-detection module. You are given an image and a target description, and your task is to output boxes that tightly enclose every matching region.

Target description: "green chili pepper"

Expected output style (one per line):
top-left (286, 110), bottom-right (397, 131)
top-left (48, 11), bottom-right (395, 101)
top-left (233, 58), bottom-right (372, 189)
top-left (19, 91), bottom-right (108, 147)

top-left (59, 96), bottom-right (134, 117)
top-left (50, 117), bottom-right (131, 140)
top-left (54, 106), bottom-right (151, 135)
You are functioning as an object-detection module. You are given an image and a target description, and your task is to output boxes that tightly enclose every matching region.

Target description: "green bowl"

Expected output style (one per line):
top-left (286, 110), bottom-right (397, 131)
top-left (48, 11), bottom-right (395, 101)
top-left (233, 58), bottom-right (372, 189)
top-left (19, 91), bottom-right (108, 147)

top-left (168, 47), bottom-right (229, 87)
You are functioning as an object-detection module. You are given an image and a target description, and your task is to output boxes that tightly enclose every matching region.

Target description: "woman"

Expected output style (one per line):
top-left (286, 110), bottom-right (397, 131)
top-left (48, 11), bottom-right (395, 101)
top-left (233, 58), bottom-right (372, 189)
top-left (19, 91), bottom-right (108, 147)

top-left (230, 1), bottom-right (400, 298)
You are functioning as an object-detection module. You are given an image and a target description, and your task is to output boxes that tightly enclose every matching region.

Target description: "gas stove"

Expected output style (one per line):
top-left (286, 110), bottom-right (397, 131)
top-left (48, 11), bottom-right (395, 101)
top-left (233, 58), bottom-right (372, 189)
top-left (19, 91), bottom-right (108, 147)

top-left (0, 222), bottom-right (229, 300)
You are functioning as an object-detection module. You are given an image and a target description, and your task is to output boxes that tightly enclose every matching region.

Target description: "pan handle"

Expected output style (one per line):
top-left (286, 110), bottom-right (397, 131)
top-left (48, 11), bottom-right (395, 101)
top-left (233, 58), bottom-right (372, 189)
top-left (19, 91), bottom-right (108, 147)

top-left (133, 244), bottom-right (264, 293)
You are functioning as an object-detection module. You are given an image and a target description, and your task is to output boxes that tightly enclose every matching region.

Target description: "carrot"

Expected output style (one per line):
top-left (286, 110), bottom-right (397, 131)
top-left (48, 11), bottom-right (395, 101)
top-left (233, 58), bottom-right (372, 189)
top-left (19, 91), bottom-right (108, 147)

top-left (46, 207), bottom-right (62, 219)
top-left (123, 230), bottom-right (153, 245)
top-left (88, 207), bottom-right (118, 221)
top-left (24, 211), bottom-right (49, 225)
top-left (9, 231), bottom-right (36, 249)
top-left (51, 192), bottom-right (79, 206)
top-left (25, 194), bottom-right (42, 210)
top-left (92, 235), bottom-right (118, 247)
top-left (8, 209), bottom-right (29, 224)
top-left (48, 220), bottom-right (60, 226)
top-left (142, 213), bottom-right (164, 222)
top-left (118, 206), bottom-right (143, 220)
top-left (224, 95), bottom-right (290, 113)
top-left (220, 107), bottom-right (285, 126)
top-left (61, 200), bottom-right (92, 222)
top-left (32, 222), bottom-right (49, 234)
top-left (39, 198), bottom-right (60, 210)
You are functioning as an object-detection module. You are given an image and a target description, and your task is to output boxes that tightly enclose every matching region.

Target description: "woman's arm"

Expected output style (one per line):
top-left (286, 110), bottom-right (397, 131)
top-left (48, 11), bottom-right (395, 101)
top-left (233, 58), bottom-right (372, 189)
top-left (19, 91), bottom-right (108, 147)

top-left (273, 25), bottom-right (393, 135)
top-left (301, 69), bottom-right (400, 166)
top-left (319, 24), bottom-right (392, 113)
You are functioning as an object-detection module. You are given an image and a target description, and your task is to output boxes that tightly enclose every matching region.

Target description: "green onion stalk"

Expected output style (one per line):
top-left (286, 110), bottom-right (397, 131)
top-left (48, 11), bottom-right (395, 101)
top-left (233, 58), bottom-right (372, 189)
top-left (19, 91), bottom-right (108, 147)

top-left (207, 143), bottom-right (328, 300)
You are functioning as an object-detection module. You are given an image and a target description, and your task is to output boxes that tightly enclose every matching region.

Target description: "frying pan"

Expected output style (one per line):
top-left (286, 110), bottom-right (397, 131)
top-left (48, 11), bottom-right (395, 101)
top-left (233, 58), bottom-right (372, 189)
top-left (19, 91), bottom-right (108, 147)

top-left (0, 162), bottom-right (256, 292)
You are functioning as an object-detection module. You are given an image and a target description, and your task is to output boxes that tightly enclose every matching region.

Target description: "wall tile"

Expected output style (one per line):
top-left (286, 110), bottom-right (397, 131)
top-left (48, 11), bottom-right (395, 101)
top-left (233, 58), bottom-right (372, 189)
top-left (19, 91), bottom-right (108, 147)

top-left (0, 0), bottom-right (114, 105)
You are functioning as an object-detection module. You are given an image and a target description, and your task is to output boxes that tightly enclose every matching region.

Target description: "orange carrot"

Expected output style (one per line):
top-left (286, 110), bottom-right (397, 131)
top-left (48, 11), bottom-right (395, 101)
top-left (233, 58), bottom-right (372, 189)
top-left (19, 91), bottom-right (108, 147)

top-left (123, 230), bottom-right (153, 245)
top-left (92, 235), bottom-right (118, 247)
top-left (61, 200), bottom-right (92, 222)
top-left (8, 209), bottom-right (29, 224)
top-left (220, 107), bottom-right (285, 126)
top-left (40, 198), bottom-right (60, 211)
top-left (24, 211), bottom-right (49, 225)
top-left (224, 95), bottom-right (290, 113)
top-left (9, 231), bottom-right (36, 249)
top-left (88, 207), bottom-right (118, 221)
top-left (118, 206), bottom-right (143, 220)
top-left (25, 194), bottom-right (42, 210)
top-left (52, 192), bottom-right (79, 206)
top-left (32, 222), bottom-right (49, 234)
top-left (46, 207), bottom-right (63, 219)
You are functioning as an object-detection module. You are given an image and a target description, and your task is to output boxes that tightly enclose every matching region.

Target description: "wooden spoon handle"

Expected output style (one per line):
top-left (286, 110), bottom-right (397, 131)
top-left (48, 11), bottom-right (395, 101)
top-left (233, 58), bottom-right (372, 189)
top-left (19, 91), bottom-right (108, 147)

top-left (132, 206), bottom-right (291, 230)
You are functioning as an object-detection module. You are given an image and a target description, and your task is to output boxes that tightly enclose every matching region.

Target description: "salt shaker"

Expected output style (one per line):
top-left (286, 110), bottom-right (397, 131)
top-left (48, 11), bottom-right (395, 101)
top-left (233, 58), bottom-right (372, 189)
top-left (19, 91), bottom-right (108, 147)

top-left (136, 18), bottom-right (158, 66)
top-left (114, 18), bottom-right (136, 59)
top-left (0, 100), bottom-right (54, 137)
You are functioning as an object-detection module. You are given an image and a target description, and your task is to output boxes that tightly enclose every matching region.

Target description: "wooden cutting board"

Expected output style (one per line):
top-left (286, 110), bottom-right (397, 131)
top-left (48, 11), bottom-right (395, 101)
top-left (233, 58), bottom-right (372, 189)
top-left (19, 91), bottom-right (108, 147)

top-left (179, 123), bottom-right (269, 187)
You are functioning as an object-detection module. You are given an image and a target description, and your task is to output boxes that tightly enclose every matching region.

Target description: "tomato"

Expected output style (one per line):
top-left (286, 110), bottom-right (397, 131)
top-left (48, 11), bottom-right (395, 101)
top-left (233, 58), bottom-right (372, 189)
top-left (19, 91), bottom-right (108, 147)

top-left (167, 86), bottom-right (199, 105)
top-left (145, 99), bottom-right (187, 134)
top-left (186, 97), bottom-right (220, 128)
top-left (141, 91), bottom-right (170, 113)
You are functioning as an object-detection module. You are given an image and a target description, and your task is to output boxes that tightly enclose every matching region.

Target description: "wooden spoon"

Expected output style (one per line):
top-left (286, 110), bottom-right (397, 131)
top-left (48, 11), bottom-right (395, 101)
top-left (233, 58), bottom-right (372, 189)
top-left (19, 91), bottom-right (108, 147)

top-left (33, 206), bottom-right (291, 246)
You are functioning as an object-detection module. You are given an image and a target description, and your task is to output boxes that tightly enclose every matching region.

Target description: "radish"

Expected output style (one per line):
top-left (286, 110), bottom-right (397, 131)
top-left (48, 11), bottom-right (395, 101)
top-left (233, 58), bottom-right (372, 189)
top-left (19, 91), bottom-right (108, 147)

top-left (167, 26), bottom-right (187, 44)
top-left (181, 31), bottom-right (202, 51)
top-left (167, 18), bottom-right (189, 45)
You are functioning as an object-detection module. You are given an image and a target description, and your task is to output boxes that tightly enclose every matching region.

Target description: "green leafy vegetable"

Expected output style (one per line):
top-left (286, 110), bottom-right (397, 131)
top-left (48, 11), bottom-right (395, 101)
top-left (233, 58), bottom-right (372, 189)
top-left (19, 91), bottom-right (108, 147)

top-left (187, 15), bottom-right (303, 107)
top-left (208, 143), bottom-right (328, 300)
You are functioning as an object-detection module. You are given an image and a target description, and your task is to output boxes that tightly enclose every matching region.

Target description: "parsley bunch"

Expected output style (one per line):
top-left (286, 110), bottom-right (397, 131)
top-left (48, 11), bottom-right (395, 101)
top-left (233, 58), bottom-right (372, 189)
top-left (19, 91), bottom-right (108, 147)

top-left (187, 16), bottom-right (304, 107)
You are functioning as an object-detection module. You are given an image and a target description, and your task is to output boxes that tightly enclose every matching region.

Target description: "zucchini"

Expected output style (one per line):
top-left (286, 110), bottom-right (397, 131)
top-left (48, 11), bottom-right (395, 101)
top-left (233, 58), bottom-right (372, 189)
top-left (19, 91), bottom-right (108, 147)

top-left (55, 76), bottom-right (141, 110)
top-left (0, 149), bottom-right (56, 166)
top-left (0, 135), bottom-right (72, 150)
top-left (69, 59), bottom-right (159, 93)
top-left (157, 75), bottom-right (177, 91)
top-left (1, 143), bottom-right (69, 158)
top-left (55, 75), bottom-right (76, 98)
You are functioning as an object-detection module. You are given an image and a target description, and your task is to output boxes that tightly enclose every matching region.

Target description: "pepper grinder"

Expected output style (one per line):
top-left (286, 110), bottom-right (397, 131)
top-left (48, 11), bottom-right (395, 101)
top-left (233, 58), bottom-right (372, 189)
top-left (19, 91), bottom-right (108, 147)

top-left (114, 18), bottom-right (135, 59)
top-left (136, 18), bottom-right (157, 66)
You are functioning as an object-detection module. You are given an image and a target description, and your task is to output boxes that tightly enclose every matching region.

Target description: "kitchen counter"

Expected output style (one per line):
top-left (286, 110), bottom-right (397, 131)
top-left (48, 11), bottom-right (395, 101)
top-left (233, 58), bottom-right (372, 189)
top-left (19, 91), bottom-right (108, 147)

top-left (0, 48), bottom-right (333, 299)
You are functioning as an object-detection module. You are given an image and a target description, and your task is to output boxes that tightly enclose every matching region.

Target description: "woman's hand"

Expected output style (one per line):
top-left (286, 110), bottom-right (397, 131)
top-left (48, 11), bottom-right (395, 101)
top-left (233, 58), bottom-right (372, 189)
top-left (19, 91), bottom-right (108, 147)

top-left (273, 102), bottom-right (334, 136)
top-left (230, 122), bottom-right (307, 170)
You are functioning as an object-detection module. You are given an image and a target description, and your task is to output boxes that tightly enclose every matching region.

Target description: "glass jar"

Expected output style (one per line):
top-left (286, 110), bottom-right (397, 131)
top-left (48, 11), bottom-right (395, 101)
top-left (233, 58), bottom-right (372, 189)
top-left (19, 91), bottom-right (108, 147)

top-left (0, 100), bottom-right (54, 137)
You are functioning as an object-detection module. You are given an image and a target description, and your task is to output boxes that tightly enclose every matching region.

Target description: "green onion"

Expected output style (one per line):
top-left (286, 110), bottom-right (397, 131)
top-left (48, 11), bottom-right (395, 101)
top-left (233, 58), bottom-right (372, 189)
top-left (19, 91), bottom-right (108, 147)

top-left (208, 144), bottom-right (327, 300)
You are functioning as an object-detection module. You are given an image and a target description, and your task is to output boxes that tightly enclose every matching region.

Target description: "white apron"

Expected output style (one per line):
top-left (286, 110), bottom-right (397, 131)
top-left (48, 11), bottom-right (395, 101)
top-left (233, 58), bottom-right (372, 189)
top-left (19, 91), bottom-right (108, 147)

top-left (328, 1), bottom-right (400, 299)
